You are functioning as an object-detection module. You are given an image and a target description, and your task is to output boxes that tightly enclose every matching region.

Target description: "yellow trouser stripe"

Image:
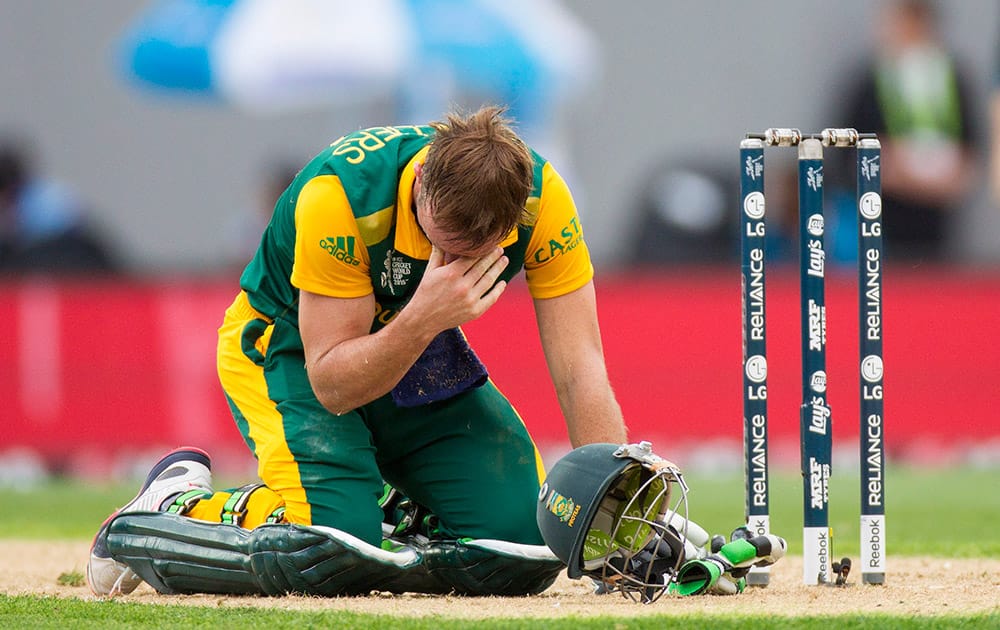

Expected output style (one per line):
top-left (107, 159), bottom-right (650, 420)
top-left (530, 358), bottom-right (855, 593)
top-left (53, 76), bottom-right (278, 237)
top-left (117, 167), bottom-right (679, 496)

top-left (215, 292), bottom-right (311, 525)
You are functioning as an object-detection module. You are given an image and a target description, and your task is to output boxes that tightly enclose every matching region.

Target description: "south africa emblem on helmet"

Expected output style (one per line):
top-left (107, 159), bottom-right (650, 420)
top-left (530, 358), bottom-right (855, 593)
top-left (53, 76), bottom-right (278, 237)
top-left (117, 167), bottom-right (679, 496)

top-left (544, 488), bottom-right (578, 525)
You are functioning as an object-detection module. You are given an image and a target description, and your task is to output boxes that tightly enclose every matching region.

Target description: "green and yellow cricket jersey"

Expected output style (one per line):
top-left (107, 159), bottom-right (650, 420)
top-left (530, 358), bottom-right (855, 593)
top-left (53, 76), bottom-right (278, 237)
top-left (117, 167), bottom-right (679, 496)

top-left (213, 125), bottom-right (592, 538)
top-left (239, 124), bottom-right (594, 327)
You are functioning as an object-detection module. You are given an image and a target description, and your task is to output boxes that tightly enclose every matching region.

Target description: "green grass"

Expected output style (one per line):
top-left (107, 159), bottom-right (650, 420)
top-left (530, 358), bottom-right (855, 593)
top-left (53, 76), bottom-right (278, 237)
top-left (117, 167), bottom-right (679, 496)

top-left (0, 480), bottom-right (136, 540)
top-left (682, 466), bottom-right (1000, 558)
top-left (0, 595), bottom-right (996, 629)
top-left (4, 466), bottom-right (996, 558)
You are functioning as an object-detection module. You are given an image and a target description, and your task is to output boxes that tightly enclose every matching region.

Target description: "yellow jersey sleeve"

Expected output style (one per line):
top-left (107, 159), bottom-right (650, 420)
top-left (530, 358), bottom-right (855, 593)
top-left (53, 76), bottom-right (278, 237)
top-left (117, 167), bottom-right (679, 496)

top-left (523, 163), bottom-right (595, 299)
top-left (290, 175), bottom-right (373, 298)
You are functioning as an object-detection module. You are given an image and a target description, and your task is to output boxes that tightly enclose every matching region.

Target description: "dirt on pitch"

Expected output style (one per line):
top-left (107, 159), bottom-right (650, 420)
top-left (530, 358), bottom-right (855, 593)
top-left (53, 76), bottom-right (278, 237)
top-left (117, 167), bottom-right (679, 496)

top-left (2, 541), bottom-right (997, 619)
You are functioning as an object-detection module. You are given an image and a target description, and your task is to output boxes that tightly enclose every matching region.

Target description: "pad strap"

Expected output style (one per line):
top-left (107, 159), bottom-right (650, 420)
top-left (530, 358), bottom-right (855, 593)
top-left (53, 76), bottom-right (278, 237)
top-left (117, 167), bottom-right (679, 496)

top-left (220, 483), bottom-right (262, 526)
top-left (164, 489), bottom-right (212, 515)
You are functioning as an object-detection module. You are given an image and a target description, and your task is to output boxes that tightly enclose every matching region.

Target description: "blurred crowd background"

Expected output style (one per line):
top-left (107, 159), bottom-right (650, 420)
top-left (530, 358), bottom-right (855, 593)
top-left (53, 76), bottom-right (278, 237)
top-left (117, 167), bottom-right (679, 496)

top-left (2, 0), bottom-right (999, 277)
top-left (3, 0), bottom-right (1000, 479)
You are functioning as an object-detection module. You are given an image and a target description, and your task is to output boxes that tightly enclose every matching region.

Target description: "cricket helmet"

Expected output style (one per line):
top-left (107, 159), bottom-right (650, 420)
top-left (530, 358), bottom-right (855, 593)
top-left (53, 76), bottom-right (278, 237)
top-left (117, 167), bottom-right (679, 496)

top-left (536, 441), bottom-right (691, 602)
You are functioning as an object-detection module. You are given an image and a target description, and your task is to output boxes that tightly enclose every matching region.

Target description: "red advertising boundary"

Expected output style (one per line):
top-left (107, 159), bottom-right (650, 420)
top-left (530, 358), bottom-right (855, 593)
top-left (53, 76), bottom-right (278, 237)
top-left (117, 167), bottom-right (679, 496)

top-left (2, 269), bottom-right (998, 475)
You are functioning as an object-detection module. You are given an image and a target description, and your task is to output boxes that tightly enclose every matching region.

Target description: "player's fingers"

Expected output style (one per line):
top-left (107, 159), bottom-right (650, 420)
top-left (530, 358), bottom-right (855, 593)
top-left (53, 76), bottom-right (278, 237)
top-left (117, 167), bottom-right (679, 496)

top-left (441, 250), bottom-right (480, 275)
top-left (465, 247), bottom-right (505, 280)
top-left (475, 279), bottom-right (507, 314)
top-left (470, 252), bottom-right (508, 297)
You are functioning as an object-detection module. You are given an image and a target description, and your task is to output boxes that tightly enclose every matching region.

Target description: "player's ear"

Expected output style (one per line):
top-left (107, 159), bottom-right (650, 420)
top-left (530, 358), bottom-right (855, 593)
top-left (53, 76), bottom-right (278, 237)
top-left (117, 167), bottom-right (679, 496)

top-left (413, 161), bottom-right (425, 203)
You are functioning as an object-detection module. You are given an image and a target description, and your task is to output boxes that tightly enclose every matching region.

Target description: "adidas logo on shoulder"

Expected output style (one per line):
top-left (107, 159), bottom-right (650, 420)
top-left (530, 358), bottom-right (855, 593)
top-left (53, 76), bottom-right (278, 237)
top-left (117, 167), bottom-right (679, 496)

top-left (320, 236), bottom-right (362, 266)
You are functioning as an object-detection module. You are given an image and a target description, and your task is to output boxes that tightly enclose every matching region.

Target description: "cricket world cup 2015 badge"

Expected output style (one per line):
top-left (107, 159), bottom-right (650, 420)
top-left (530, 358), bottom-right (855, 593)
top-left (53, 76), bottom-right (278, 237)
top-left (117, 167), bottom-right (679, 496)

top-left (380, 250), bottom-right (395, 294)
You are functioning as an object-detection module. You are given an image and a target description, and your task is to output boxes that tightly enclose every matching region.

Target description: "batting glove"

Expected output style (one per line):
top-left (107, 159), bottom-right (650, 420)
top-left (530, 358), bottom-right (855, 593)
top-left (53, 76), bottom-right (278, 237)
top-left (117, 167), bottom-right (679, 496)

top-left (670, 533), bottom-right (786, 596)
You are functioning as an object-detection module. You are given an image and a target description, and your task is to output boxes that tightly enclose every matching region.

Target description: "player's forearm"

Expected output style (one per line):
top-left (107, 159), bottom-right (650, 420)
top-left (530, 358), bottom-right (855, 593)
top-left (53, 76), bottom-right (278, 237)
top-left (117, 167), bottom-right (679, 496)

top-left (306, 312), bottom-right (438, 415)
top-left (555, 370), bottom-right (628, 447)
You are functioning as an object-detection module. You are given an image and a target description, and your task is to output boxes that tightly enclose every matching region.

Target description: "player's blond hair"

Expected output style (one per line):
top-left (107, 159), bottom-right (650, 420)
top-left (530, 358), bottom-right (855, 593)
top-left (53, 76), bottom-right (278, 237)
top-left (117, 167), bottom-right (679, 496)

top-left (420, 106), bottom-right (534, 250)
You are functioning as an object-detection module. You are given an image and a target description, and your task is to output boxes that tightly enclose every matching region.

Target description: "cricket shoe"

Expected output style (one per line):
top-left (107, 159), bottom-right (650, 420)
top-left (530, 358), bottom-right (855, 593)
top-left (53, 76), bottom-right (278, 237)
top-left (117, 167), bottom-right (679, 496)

top-left (86, 447), bottom-right (213, 596)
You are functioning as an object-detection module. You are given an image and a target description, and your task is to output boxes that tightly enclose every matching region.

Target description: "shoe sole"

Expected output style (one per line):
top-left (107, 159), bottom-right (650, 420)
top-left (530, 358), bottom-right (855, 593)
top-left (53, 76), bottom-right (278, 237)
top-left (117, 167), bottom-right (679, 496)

top-left (87, 446), bottom-right (211, 595)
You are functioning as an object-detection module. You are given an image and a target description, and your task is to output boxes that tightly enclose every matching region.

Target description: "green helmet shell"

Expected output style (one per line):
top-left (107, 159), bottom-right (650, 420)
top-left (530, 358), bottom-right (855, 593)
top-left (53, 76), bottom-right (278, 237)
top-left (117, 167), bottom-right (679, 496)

top-left (536, 443), bottom-right (637, 578)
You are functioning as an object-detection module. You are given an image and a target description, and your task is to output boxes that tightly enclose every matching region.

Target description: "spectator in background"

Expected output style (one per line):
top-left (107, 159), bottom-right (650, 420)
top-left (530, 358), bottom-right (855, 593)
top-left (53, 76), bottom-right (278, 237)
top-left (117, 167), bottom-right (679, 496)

top-left (0, 137), bottom-right (118, 274)
top-left (835, 0), bottom-right (978, 263)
